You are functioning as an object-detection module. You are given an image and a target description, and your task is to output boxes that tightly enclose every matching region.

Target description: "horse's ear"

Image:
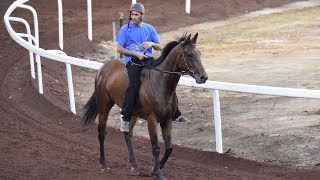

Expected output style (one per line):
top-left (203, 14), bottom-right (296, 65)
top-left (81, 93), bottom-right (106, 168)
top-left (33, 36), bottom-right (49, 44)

top-left (183, 34), bottom-right (192, 46)
top-left (187, 34), bottom-right (191, 41)
top-left (191, 33), bottom-right (198, 44)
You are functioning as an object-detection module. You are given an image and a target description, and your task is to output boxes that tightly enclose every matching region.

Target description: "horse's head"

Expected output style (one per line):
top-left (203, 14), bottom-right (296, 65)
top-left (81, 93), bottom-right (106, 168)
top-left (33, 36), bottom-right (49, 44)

top-left (179, 33), bottom-right (208, 84)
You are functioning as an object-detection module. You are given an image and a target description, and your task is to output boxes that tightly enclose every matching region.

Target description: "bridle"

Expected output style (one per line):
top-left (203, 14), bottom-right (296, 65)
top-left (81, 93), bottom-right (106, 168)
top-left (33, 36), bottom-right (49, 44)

top-left (132, 42), bottom-right (198, 76)
top-left (180, 43), bottom-right (196, 77)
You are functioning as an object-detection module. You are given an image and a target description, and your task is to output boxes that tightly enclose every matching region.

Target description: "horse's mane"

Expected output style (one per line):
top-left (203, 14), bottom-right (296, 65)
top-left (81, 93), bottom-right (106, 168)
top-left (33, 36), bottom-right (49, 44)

top-left (144, 33), bottom-right (188, 67)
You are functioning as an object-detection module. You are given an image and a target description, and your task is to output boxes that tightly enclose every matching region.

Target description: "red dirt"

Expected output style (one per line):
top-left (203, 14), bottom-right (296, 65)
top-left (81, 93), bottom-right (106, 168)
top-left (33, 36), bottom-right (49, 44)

top-left (1, 0), bottom-right (319, 179)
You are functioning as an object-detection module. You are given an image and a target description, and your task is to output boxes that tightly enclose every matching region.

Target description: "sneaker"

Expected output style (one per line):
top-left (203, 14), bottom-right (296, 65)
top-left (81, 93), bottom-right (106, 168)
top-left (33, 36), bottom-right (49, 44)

top-left (173, 116), bottom-right (190, 124)
top-left (120, 115), bottom-right (129, 132)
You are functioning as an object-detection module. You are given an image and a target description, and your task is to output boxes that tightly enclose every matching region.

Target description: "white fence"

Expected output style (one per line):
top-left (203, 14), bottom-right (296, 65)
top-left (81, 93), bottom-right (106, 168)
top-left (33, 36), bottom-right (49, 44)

top-left (4, 0), bottom-right (320, 154)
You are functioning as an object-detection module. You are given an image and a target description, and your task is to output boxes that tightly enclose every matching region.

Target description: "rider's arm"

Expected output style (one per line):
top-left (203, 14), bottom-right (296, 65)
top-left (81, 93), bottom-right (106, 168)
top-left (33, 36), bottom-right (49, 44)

top-left (117, 43), bottom-right (136, 57)
top-left (117, 43), bottom-right (147, 60)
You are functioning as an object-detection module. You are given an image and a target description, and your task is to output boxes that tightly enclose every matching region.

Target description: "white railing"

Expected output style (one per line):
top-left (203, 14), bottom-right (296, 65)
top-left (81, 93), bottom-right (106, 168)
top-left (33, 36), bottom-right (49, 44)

top-left (4, 0), bottom-right (320, 154)
top-left (4, 0), bottom-right (101, 114)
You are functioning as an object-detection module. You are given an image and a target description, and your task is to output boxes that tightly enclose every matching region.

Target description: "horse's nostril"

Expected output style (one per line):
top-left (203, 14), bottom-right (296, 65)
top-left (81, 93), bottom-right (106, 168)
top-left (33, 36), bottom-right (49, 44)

top-left (201, 75), bottom-right (208, 81)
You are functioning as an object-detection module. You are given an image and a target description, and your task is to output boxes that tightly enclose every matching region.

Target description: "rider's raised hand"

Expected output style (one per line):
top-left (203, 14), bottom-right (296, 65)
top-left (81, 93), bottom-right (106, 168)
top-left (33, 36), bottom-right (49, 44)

top-left (140, 42), bottom-right (153, 50)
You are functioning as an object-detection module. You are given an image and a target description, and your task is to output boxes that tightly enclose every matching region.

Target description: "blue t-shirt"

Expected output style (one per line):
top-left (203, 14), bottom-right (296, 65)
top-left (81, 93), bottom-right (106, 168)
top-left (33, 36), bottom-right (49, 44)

top-left (116, 22), bottom-right (160, 65)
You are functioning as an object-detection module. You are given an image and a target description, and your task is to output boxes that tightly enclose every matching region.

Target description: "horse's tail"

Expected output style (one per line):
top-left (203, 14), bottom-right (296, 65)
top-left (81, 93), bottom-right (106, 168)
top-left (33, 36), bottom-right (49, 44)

top-left (81, 92), bottom-right (98, 126)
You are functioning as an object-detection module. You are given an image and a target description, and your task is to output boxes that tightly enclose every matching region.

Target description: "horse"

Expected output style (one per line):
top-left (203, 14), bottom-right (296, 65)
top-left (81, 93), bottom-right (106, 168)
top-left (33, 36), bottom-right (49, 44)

top-left (81, 33), bottom-right (208, 180)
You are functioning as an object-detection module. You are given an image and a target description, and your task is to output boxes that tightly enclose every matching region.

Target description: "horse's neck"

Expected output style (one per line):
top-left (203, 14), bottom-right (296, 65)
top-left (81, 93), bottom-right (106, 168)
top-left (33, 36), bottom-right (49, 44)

top-left (151, 48), bottom-right (181, 95)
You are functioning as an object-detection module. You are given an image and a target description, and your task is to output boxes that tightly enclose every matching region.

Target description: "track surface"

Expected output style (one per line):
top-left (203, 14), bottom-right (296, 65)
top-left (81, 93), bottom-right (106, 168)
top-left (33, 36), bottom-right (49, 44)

top-left (1, 0), bottom-right (319, 179)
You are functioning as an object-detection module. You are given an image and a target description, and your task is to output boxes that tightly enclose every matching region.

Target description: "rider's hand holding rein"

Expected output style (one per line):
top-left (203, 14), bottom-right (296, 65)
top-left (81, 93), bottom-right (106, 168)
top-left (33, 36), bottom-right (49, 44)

top-left (117, 41), bottom-right (162, 60)
top-left (135, 52), bottom-right (148, 60)
top-left (117, 43), bottom-right (148, 60)
top-left (139, 41), bottom-right (163, 60)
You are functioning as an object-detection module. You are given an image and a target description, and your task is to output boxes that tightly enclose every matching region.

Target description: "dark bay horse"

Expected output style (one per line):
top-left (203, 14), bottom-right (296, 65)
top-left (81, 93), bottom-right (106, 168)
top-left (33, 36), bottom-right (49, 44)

top-left (81, 33), bottom-right (207, 180)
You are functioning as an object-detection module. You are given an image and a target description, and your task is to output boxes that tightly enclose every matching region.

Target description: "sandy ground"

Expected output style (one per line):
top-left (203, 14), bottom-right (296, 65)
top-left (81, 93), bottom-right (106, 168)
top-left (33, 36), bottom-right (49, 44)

top-left (169, 1), bottom-right (320, 167)
top-left (2, 0), bottom-right (320, 179)
top-left (78, 1), bottom-right (320, 167)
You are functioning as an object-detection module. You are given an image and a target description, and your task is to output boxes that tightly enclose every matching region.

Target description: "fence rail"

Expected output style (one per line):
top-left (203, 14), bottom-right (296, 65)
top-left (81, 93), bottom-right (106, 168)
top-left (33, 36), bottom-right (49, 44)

top-left (4, 0), bottom-right (320, 153)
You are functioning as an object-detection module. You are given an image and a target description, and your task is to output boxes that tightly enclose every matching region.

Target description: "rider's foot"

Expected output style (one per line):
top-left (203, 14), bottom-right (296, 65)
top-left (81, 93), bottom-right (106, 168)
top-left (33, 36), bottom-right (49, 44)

top-left (120, 115), bottom-right (129, 132)
top-left (172, 115), bottom-right (190, 124)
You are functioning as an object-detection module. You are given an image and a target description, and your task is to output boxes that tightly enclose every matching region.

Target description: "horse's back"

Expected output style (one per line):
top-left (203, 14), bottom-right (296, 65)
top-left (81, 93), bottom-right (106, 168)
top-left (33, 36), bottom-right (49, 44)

top-left (97, 59), bottom-right (125, 76)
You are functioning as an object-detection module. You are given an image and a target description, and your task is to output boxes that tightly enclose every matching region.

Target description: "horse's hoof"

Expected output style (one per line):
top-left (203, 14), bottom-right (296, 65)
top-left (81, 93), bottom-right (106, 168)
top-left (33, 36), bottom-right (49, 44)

top-left (158, 176), bottom-right (167, 180)
top-left (101, 166), bottom-right (110, 171)
top-left (149, 166), bottom-right (155, 175)
top-left (130, 167), bottom-right (140, 176)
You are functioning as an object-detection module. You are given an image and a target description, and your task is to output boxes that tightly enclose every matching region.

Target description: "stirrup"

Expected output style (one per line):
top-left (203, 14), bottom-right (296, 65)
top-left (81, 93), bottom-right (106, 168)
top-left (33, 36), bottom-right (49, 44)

top-left (120, 115), bottom-right (130, 132)
top-left (173, 116), bottom-right (190, 124)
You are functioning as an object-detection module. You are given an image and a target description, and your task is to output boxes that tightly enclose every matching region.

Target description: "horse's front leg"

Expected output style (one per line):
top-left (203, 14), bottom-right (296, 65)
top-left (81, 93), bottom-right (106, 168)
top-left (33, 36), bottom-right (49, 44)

top-left (160, 119), bottom-right (173, 169)
top-left (124, 116), bottom-right (138, 175)
top-left (148, 118), bottom-right (166, 180)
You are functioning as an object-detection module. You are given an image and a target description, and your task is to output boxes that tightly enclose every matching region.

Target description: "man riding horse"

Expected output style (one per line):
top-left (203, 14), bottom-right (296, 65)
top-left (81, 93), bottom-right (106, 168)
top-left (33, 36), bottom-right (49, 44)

top-left (81, 3), bottom-right (207, 179)
top-left (116, 3), bottom-right (190, 132)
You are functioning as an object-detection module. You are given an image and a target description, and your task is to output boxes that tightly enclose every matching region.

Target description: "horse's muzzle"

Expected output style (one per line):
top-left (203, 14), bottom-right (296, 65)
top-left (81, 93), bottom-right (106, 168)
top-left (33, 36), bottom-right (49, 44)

top-left (195, 74), bottom-right (208, 84)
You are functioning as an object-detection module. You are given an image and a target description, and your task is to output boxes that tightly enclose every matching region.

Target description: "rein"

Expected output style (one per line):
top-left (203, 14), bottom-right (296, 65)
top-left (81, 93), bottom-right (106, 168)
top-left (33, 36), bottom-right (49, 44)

top-left (130, 60), bottom-right (184, 75)
top-left (129, 43), bottom-right (196, 76)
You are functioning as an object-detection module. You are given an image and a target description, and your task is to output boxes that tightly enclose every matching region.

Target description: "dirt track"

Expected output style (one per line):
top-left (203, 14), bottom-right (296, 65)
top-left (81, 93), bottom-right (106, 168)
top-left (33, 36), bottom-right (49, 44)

top-left (1, 0), bottom-right (320, 179)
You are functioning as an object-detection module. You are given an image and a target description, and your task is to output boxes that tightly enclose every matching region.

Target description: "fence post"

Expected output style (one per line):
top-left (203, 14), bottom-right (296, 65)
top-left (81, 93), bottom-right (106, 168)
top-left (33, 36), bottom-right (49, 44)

top-left (119, 12), bottom-right (124, 59)
top-left (112, 21), bottom-right (118, 59)
top-left (186, 0), bottom-right (191, 14)
top-left (8, 17), bottom-right (35, 79)
top-left (57, 0), bottom-right (63, 50)
top-left (66, 63), bottom-right (76, 114)
top-left (213, 90), bottom-right (223, 153)
top-left (87, 0), bottom-right (92, 41)
top-left (17, 4), bottom-right (43, 94)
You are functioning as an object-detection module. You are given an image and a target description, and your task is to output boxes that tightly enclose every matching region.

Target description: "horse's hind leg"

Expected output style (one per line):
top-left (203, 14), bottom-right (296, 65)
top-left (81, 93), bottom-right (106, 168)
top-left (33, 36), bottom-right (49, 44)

top-left (124, 116), bottom-right (138, 175)
top-left (159, 120), bottom-right (173, 169)
top-left (97, 95), bottom-right (114, 170)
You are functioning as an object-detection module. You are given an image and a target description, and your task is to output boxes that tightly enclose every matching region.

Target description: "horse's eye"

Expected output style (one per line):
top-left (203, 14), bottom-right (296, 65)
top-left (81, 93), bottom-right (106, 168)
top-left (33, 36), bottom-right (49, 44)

top-left (187, 54), bottom-right (193, 60)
